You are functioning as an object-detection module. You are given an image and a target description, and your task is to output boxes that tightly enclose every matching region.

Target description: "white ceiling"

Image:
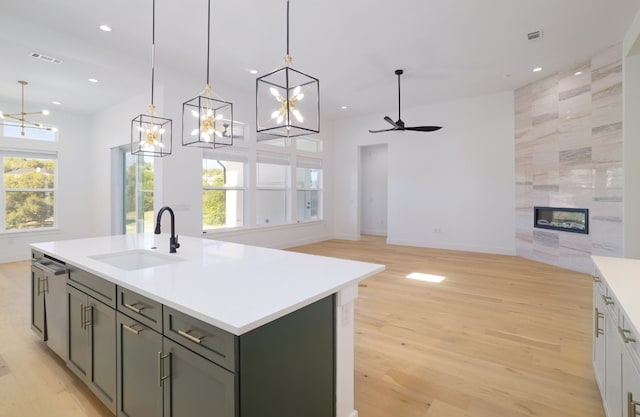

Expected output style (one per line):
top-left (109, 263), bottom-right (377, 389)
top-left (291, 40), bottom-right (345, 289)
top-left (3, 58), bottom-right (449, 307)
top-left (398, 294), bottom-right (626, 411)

top-left (1, 0), bottom-right (639, 121)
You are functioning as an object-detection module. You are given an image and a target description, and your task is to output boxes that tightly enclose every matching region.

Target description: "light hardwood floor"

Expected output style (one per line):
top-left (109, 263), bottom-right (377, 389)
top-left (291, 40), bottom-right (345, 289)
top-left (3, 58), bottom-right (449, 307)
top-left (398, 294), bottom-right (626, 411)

top-left (0, 236), bottom-right (603, 417)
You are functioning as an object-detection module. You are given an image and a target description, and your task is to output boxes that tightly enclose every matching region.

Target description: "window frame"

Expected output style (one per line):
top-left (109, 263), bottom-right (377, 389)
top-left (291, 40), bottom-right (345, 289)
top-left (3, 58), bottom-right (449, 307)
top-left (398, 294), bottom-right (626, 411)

top-left (295, 157), bottom-right (323, 223)
top-left (1, 150), bottom-right (58, 233)
top-left (202, 150), bottom-right (247, 232)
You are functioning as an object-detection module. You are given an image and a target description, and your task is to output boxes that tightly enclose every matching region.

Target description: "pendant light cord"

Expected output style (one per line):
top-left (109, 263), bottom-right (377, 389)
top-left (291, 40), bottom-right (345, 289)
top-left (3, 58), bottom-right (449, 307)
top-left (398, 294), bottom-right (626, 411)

top-left (150, 0), bottom-right (156, 107)
top-left (397, 71), bottom-right (401, 121)
top-left (206, 0), bottom-right (211, 86)
top-left (286, 0), bottom-right (290, 57)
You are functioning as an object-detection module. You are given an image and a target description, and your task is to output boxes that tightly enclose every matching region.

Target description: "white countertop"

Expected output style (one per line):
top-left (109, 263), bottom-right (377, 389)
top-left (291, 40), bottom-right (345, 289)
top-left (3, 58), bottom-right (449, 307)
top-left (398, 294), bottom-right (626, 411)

top-left (31, 234), bottom-right (384, 335)
top-left (592, 256), bottom-right (640, 334)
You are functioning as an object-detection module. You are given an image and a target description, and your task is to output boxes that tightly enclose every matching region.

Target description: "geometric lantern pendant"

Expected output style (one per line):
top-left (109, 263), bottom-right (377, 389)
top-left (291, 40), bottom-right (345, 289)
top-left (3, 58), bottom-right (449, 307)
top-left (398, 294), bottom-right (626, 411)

top-left (256, 66), bottom-right (319, 139)
top-left (131, 105), bottom-right (173, 157)
top-left (182, 86), bottom-right (234, 148)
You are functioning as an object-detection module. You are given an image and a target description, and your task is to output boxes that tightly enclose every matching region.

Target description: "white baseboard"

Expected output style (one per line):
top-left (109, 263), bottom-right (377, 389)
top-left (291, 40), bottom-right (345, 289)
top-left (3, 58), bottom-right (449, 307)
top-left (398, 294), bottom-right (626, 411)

top-left (386, 237), bottom-right (516, 256)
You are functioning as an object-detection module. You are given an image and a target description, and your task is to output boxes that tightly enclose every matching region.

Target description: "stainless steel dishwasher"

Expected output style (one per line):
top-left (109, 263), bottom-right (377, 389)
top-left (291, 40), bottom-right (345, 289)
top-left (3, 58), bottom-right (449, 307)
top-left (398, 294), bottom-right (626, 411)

top-left (31, 257), bottom-right (68, 359)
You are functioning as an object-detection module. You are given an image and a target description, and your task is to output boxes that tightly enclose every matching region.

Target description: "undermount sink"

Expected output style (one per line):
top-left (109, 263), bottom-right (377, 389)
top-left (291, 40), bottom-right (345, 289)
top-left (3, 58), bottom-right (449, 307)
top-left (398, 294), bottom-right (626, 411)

top-left (89, 249), bottom-right (185, 271)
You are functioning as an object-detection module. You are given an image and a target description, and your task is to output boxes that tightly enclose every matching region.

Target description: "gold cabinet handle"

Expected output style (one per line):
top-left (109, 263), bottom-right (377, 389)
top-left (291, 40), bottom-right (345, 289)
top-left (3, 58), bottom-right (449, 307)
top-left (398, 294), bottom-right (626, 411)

top-left (628, 392), bottom-right (640, 417)
top-left (157, 352), bottom-right (170, 387)
top-left (123, 323), bottom-right (143, 335)
top-left (602, 294), bottom-right (615, 306)
top-left (124, 303), bottom-right (145, 314)
top-left (593, 275), bottom-right (602, 283)
top-left (178, 329), bottom-right (204, 344)
top-left (594, 308), bottom-right (604, 338)
top-left (619, 327), bottom-right (637, 344)
top-left (83, 306), bottom-right (93, 327)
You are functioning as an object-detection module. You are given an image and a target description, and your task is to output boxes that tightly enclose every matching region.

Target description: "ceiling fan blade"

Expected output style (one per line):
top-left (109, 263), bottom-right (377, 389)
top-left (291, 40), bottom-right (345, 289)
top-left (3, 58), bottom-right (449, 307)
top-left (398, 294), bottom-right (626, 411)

top-left (368, 127), bottom-right (398, 133)
top-left (383, 116), bottom-right (398, 127)
top-left (404, 126), bottom-right (442, 132)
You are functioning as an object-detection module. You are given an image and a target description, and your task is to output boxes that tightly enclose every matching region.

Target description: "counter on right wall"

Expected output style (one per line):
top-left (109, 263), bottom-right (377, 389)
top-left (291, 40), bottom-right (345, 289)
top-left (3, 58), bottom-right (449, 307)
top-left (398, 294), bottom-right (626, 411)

top-left (515, 44), bottom-right (623, 273)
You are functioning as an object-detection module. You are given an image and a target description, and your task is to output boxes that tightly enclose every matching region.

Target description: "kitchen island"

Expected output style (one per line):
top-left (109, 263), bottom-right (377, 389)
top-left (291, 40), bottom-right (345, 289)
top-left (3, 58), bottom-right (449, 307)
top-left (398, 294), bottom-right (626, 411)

top-left (31, 233), bottom-right (384, 417)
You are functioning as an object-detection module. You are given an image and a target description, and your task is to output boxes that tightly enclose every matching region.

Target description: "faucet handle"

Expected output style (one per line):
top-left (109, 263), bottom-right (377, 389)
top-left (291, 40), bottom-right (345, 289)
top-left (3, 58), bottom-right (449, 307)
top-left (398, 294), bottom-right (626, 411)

top-left (169, 235), bottom-right (180, 253)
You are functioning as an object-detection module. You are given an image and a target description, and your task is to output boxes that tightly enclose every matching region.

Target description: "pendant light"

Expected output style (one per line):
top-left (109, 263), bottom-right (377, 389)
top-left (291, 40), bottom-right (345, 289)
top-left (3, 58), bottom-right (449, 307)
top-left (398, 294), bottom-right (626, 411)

top-left (131, 0), bottom-right (172, 157)
top-left (256, 0), bottom-right (319, 139)
top-left (182, 0), bottom-right (233, 149)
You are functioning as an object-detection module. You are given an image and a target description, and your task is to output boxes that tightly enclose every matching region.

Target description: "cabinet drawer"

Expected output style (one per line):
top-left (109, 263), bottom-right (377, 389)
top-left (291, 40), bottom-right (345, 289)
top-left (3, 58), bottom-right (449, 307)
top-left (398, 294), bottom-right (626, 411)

top-left (68, 268), bottom-right (116, 308)
top-left (117, 287), bottom-right (163, 332)
top-left (163, 306), bottom-right (237, 372)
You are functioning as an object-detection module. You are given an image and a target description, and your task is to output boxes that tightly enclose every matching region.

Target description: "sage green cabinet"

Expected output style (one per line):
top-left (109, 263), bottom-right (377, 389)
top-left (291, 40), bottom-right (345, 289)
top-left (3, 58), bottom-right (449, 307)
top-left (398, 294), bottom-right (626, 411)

top-left (163, 337), bottom-right (236, 417)
top-left (116, 312), bottom-right (236, 417)
top-left (67, 284), bottom-right (117, 413)
top-left (30, 265), bottom-right (46, 339)
top-left (116, 312), bottom-right (163, 417)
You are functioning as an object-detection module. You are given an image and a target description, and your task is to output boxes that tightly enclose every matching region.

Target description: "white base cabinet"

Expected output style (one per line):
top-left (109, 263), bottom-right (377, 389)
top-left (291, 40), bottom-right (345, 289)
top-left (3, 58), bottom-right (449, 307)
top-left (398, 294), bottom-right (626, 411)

top-left (592, 260), bottom-right (640, 417)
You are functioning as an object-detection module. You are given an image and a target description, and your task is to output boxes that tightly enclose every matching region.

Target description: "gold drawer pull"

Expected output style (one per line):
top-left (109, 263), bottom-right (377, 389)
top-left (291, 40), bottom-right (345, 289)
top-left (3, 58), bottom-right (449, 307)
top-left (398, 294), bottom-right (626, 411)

top-left (123, 323), bottom-right (143, 335)
top-left (593, 275), bottom-right (602, 283)
top-left (178, 329), bottom-right (204, 344)
top-left (124, 303), bottom-right (145, 313)
top-left (157, 352), bottom-right (170, 387)
top-left (602, 295), bottom-right (615, 306)
top-left (620, 327), bottom-right (637, 344)
top-left (595, 308), bottom-right (604, 338)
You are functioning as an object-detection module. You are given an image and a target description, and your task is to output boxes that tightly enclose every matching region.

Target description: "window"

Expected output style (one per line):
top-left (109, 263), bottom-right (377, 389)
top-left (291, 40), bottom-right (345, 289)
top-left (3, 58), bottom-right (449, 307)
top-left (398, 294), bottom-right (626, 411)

top-left (295, 137), bottom-right (322, 153)
top-left (202, 158), bottom-right (245, 230)
top-left (1, 122), bottom-right (57, 142)
top-left (124, 152), bottom-right (154, 234)
top-left (296, 157), bottom-right (322, 221)
top-left (256, 152), bottom-right (290, 226)
top-left (2, 153), bottom-right (56, 231)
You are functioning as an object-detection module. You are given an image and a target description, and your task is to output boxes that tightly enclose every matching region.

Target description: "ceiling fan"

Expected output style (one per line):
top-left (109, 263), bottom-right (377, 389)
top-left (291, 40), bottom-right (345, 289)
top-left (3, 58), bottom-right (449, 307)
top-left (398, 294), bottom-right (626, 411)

top-left (369, 69), bottom-right (442, 133)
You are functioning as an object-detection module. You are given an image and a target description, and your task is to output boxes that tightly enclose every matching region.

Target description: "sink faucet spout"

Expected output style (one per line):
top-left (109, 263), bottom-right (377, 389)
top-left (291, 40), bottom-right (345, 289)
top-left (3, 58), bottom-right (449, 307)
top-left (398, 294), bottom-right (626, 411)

top-left (155, 206), bottom-right (180, 253)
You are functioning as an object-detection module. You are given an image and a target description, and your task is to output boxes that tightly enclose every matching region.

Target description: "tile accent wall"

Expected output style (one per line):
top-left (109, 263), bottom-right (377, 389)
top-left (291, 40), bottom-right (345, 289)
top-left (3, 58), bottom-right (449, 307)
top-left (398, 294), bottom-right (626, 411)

top-left (515, 44), bottom-right (623, 273)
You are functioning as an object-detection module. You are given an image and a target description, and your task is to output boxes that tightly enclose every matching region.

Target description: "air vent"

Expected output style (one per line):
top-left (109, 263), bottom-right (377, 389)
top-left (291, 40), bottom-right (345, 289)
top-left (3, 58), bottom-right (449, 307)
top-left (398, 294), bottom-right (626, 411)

top-left (30, 52), bottom-right (63, 64)
top-left (527, 30), bottom-right (543, 41)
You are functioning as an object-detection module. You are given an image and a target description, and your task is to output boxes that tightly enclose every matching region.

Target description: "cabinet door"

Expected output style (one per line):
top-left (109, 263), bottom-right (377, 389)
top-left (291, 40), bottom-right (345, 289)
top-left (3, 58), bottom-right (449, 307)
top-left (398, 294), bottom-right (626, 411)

top-left (31, 266), bottom-right (46, 340)
top-left (117, 313), bottom-right (163, 417)
top-left (67, 285), bottom-right (90, 378)
top-left (605, 314), bottom-right (622, 417)
top-left (88, 299), bottom-right (117, 413)
top-left (593, 282), bottom-right (606, 393)
top-left (162, 337), bottom-right (237, 417)
top-left (623, 351), bottom-right (640, 417)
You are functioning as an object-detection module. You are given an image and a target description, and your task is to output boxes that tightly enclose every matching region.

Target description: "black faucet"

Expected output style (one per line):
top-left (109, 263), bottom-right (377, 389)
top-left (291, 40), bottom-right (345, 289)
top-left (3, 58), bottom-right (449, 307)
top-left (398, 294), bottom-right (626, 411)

top-left (155, 206), bottom-right (180, 253)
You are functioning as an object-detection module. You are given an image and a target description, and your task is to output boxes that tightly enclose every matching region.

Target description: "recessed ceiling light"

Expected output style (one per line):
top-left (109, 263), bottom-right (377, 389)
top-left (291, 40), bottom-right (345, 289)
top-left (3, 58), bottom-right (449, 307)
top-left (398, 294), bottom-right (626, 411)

top-left (249, 69), bottom-right (258, 74)
top-left (52, 101), bottom-right (61, 105)
top-left (42, 109), bottom-right (50, 116)
top-left (574, 71), bottom-right (583, 76)
top-left (341, 106), bottom-right (348, 110)
top-left (99, 25), bottom-right (112, 32)
top-left (533, 67), bottom-right (542, 72)
top-left (88, 78), bottom-right (99, 83)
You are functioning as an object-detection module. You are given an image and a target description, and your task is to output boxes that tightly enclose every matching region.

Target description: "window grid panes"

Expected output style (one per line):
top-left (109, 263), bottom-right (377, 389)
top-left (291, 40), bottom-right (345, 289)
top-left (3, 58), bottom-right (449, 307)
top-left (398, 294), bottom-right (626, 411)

top-left (296, 166), bottom-right (322, 222)
top-left (2, 154), bottom-right (56, 231)
top-left (256, 162), bottom-right (289, 226)
top-left (202, 159), bottom-right (245, 230)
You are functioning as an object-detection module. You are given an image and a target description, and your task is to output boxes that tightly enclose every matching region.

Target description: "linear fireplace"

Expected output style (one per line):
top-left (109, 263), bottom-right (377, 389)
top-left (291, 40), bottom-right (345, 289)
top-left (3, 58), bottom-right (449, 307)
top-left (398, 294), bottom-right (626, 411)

top-left (534, 206), bottom-right (589, 234)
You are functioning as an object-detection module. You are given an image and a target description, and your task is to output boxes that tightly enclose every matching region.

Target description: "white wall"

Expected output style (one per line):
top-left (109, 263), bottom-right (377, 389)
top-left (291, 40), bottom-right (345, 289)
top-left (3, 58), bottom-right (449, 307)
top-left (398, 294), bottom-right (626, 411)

top-left (360, 144), bottom-right (388, 236)
top-left (333, 90), bottom-right (516, 255)
top-left (623, 9), bottom-right (640, 258)
top-left (0, 104), bottom-right (93, 262)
